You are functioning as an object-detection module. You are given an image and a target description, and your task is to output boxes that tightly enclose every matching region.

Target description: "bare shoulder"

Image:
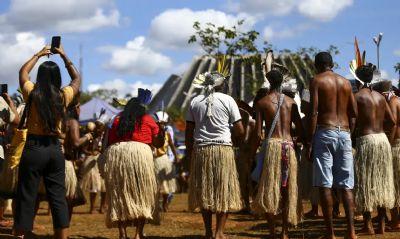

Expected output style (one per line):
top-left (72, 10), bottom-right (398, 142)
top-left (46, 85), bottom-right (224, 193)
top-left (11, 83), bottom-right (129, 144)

top-left (355, 88), bottom-right (368, 101)
top-left (69, 118), bottom-right (79, 128)
top-left (371, 90), bottom-right (384, 99)
top-left (371, 90), bottom-right (386, 104)
top-left (335, 73), bottom-right (351, 89)
top-left (284, 95), bottom-right (296, 105)
top-left (311, 75), bottom-right (323, 86)
top-left (389, 97), bottom-right (399, 107)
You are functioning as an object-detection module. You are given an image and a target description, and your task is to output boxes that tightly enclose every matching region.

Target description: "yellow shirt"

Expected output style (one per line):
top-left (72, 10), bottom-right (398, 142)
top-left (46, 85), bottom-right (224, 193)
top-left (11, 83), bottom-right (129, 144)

top-left (22, 81), bottom-right (74, 136)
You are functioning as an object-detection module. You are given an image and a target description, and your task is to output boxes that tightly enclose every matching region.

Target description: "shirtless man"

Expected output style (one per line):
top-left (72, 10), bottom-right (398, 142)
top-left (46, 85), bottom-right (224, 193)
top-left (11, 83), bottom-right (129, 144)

top-left (374, 80), bottom-right (400, 230)
top-left (354, 67), bottom-right (396, 235)
top-left (251, 70), bottom-right (303, 239)
top-left (307, 52), bottom-right (357, 239)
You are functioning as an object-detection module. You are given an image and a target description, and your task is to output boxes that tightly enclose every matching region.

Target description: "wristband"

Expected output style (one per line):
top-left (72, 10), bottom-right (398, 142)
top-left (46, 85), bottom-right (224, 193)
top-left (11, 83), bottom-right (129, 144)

top-left (65, 61), bottom-right (73, 68)
top-left (34, 54), bottom-right (40, 58)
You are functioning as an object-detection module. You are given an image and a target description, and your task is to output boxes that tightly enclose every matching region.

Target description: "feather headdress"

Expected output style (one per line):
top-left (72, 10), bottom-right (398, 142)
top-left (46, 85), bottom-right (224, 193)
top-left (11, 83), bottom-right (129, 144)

top-left (262, 50), bottom-right (298, 93)
top-left (192, 56), bottom-right (230, 117)
top-left (349, 37), bottom-right (366, 82)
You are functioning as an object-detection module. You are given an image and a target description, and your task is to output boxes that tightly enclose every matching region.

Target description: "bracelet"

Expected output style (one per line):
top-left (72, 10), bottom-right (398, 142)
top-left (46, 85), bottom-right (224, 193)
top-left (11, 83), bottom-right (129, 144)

top-left (33, 54), bottom-right (40, 58)
top-left (65, 61), bottom-right (73, 68)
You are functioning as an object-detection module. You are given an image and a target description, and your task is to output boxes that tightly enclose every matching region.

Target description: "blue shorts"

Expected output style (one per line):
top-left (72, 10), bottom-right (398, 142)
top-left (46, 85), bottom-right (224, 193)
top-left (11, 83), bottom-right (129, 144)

top-left (312, 128), bottom-right (354, 189)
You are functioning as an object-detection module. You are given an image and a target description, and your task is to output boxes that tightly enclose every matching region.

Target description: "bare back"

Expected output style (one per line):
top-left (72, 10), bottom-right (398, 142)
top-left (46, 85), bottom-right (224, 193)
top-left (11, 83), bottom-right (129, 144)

top-left (387, 96), bottom-right (400, 140)
top-left (256, 91), bottom-right (302, 141)
top-left (355, 88), bottom-right (388, 136)
top-left (313, 71), bottom-right (355, 127)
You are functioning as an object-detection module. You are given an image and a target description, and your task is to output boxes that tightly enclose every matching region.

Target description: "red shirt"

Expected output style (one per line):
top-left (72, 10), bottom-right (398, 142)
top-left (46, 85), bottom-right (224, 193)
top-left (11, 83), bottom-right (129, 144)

top-left (108, 114), bottom-right (159, 145)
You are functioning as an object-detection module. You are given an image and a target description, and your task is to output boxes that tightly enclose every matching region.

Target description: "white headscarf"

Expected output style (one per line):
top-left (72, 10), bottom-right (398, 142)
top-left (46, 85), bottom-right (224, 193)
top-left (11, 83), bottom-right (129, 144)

top-left (193, 71), bottom-right (228, 117)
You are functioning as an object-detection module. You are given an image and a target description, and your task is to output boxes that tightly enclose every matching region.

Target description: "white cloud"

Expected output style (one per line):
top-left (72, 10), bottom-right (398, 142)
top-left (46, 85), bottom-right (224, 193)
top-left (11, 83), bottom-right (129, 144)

top-left (297, 0), bottom-right (353, 21)
top-left (87, 79), bottom-right (162, 97)
top-left (377, 70), bottom-right (397, 86)
top-left (0, 32), bottom-right (45, 87)
top-left (0, 0), bottom-right (120, 33)
top-left (100, 36), bottom-right (172, 76)
top-left (228, 0), bottom-right (296, 16)
top-left (228, 0), bottom-right (353, 22)
top-left (263, 23), bottom-right (314, 41)
top-left (394, 49), bottom-right (400, 57)
top-left (148, 8), bottom-right (256, 50)
top-left (381, 70), bottom-right (389, 79)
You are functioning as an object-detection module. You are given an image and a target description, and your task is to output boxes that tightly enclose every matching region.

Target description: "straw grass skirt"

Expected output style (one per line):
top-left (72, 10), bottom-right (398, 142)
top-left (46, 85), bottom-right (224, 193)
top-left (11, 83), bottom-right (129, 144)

top-left (0, 153), bottom-right (19, 198)
top-left (392, 139), bottom-right (400, 207)
top-left (189, 145), bottom-right (242, 213)
top-left (154, 154), bottom-right (176, 194)
top-left (65, 160), bottom-right (78, 199)
top-left (234, 147), bottom-right (251, 207)
top-left (103, 141), bottom-right (157, 228)
top-left (254, 138), bottom-right (299, 225)
top-left (298, 149), bottom-right (319, 204)
top-left (355, 133), bottom-right (395, 212)
top-left (81, 155), bottom-right (105, 193)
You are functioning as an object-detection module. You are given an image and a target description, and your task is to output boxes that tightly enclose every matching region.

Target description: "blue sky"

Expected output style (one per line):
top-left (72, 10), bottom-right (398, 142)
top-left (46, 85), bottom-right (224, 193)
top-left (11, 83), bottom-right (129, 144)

top-left (0, 0), bottom-right (399, 95)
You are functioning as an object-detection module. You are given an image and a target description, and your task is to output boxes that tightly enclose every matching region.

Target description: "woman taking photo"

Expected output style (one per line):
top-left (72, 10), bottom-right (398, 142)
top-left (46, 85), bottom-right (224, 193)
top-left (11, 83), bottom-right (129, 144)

top-left (103, 89), bottom-right (164, 239)
top-left (14, 45), bottom-right (80, 239)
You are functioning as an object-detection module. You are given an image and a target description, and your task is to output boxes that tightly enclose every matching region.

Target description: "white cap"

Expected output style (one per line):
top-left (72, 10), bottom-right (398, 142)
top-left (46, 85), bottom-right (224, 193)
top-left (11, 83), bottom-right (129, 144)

top-left (155, 111), bottom-right (169, 122)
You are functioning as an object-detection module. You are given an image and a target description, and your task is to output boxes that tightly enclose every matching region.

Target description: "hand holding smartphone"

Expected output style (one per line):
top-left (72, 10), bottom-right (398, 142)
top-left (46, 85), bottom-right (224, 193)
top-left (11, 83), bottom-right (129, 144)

top-left (0, 84), bottom-right (7, 95)
top-left (51, 36), bottom-right (61, 54)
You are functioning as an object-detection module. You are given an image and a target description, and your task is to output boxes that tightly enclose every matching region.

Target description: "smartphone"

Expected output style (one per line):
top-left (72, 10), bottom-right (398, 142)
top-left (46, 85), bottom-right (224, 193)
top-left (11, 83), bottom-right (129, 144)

top-left (0, 84), bottom-right (7, 94)
top-left (51, 36), bottom-right (61, 54)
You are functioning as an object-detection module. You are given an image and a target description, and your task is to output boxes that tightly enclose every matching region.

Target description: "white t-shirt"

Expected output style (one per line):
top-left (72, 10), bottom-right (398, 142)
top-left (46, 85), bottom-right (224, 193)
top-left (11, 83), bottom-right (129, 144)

top-left (186, 92), bottom-right (242, 146)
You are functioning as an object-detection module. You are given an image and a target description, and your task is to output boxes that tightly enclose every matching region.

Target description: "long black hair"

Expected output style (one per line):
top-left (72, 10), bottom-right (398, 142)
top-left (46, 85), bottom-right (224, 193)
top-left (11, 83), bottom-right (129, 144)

top-left (30, 61), bottom-right (65, 133)
top-left (117, 97), bottom-right (146, 137)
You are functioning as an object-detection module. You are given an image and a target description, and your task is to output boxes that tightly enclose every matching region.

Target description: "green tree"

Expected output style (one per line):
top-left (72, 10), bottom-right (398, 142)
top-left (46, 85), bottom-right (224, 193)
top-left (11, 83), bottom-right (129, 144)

top-left (296, 45), bottom-right (340, 57)
top-left (188, 20), bottom-right (263, 57)
top-left (80, 91), bottom-right (93, 104)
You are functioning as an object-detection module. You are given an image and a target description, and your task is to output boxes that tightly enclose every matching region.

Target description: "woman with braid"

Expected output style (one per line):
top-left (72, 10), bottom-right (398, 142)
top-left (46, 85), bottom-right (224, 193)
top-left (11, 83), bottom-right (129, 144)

top-left (103, 89), bottom-right (164, 239)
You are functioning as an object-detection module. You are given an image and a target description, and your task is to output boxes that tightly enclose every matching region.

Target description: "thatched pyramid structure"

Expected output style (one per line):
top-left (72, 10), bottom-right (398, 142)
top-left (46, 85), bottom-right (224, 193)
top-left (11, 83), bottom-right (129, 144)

top-left (149, 53), bottom-right (315, 113)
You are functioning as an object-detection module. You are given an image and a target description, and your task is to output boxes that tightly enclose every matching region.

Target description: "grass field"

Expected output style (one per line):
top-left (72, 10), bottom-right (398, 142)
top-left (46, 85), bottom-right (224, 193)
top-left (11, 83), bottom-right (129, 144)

top-left (1, 193), bottom-right (400, 238)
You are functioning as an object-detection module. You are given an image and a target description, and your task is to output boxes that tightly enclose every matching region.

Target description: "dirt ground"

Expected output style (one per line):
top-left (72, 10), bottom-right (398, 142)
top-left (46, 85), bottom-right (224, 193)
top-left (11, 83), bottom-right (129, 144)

top-left (1, 193), bottom-right (400, 238)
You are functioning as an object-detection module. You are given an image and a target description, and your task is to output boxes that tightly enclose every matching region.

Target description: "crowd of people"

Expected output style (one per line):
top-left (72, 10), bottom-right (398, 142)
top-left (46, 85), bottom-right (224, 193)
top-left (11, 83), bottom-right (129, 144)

top-left (0, 42), bottom-right (399, 239)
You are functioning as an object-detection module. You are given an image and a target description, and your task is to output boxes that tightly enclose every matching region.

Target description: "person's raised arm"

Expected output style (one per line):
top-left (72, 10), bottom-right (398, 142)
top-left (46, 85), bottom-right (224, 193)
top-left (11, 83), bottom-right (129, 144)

top-left (19, 46), bottom-right (51, 88)
top-left (185, 121), bottom-right (195, 160)
top-left (2, 93), bottom-right (19, 126)
top-left (53, 45), bottom-right (81, 95)
top-left (68, 119), bottom-right (93, 148)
